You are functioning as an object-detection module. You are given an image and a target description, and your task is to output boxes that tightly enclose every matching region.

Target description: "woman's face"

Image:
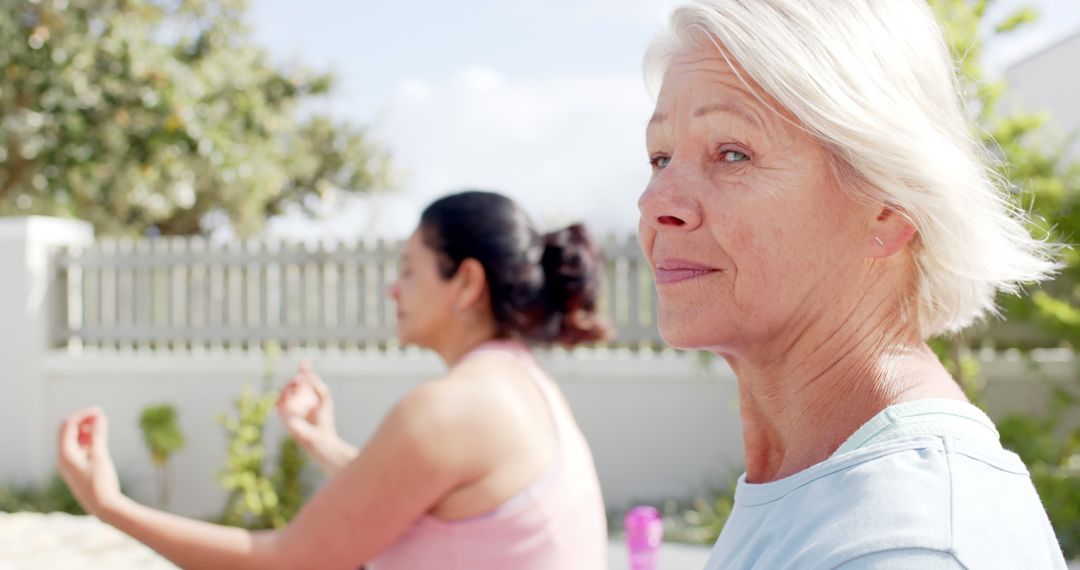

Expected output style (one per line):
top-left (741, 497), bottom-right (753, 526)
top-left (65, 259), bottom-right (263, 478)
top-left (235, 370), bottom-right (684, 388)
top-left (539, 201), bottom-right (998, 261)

top-left (639, 47), bottom-right (874, 353)
top-left (388, 229), bottom-right (456, 348)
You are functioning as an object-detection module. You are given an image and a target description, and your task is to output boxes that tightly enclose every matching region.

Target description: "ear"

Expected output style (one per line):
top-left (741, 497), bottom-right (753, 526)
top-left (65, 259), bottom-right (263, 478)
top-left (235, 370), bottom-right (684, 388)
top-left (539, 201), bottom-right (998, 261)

top-left (866, 206), bottom-right (917, 259)
top-left (451, 258), bottom-right (489, 312)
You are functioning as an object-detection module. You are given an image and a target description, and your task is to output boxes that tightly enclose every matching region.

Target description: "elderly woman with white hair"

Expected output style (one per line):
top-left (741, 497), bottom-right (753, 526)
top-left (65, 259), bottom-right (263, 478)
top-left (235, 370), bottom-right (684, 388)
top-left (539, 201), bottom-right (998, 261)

top-left (639, 0), bottom-right (1068, 568)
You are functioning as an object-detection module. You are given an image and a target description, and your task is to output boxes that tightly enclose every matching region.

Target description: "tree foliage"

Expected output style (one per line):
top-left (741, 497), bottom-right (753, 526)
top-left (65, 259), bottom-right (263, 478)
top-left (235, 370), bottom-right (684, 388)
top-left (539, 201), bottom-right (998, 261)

top-left (930, 0), bottom-right (1080, 348)
top-left (0, 0), bottom-right (389, 236)
top-left (139, 403), bottom-right (185, 466)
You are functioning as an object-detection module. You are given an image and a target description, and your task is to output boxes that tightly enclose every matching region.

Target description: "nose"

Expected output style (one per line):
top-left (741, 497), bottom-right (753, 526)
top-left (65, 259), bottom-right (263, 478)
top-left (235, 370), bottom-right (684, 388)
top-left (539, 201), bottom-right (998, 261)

top-left (637, 167), bottom-right (702, 232)
top-left (387, 280), bottom-right (401, 301)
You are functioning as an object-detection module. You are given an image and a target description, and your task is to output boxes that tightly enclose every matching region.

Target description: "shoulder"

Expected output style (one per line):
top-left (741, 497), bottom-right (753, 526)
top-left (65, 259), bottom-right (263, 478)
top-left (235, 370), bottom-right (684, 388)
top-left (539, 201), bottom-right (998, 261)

top-left (803, 437), bottom-right (1052, 552)
top-left (776, 441), bottom-right (958, 559)
top-left (383, 359), bottom-right (530, 458)
top-left (944, 439), bottom-right (1066, 567)
top-left (715, 437), bottom-right (1064, 568)
top-left (713, 440), bottom-right (957, 569)
top-left (386, 379), bottom-right (482, 442)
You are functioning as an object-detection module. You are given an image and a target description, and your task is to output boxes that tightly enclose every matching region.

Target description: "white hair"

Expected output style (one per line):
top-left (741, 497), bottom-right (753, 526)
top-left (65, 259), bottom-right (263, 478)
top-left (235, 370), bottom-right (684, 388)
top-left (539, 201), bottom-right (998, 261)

top-left (644, 0), bottom-right (1059, 337)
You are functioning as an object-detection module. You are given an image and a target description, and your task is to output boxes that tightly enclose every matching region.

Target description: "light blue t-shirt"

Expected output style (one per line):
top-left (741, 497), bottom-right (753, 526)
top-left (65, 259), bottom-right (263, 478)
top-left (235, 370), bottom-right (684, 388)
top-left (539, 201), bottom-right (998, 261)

top-left (705, 400), bottom-right (1067, 569)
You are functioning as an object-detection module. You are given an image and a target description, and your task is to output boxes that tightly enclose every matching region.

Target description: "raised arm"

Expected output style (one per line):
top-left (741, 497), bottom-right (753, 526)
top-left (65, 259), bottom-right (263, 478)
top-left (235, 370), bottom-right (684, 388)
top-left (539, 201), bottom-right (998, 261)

top-left (58, 409), bottom-right (281, 569)
top-left (58, 385), bottom-right (485, 569)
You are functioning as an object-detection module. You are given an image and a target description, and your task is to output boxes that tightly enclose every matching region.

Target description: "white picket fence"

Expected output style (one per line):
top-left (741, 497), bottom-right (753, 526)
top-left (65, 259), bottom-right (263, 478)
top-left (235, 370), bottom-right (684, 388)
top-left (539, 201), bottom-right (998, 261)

top-left (52, 234), bottom-right (662, 351)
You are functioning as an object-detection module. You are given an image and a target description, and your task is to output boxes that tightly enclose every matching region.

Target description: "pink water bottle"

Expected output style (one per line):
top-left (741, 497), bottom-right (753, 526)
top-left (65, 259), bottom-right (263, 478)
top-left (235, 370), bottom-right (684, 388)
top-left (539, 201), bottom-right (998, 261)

top-left (625, 505), bottom-right (663, 570)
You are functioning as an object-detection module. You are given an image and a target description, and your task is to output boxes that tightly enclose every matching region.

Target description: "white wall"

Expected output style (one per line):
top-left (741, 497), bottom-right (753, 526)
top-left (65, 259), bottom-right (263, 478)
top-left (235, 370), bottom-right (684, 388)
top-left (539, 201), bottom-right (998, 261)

top-left (39, 348), bottom-right (742, 518)
top-left (0, 217), bottom-right (94, 483)
top-left (1005, 31), bottom-right (1080, 159)
top-left (31, 346), bottom-right (1080, 519)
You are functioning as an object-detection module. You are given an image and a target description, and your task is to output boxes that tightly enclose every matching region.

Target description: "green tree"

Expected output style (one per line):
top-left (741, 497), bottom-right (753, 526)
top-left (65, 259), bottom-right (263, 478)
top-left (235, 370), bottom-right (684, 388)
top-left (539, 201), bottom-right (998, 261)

top-left (929, 0), bottom-right (1080, 350)
top-left (0, 0), bottom-right (390, 237)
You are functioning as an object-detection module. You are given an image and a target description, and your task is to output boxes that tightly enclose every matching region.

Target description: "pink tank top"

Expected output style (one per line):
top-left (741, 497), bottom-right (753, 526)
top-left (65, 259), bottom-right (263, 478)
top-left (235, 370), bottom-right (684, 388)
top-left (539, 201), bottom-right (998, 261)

top-left (368, 342), bottom-right (608, 570)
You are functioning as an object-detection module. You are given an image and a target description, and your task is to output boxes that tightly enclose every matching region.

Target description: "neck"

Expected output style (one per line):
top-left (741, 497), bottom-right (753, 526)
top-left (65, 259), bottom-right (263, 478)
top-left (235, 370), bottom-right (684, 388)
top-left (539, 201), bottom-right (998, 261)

top-left (431, 317), bottom-right (501, 368)
top-left (723, 292), bottom-right (966, 483)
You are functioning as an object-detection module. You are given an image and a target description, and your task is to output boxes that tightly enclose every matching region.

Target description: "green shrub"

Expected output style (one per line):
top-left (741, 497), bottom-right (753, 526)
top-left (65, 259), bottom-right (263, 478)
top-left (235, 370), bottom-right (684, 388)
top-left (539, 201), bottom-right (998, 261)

top-left (271, 438), bottom-right (310, 524)
top-left (0, 474), bottom-right (84, 514)
top-left (665, 477), bottom-right (738, 545)
top-left (217, 342), bottom-right (311, 529)
top-left (216, 385), bottom-right (282, 529)
top-left (998, 376), bottom-right (1080, 559)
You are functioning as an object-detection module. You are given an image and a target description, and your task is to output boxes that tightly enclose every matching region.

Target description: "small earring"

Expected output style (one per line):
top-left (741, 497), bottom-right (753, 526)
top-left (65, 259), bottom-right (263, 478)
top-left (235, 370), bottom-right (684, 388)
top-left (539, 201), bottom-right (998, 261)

top-left (874, 236), bottom-right (885, 247)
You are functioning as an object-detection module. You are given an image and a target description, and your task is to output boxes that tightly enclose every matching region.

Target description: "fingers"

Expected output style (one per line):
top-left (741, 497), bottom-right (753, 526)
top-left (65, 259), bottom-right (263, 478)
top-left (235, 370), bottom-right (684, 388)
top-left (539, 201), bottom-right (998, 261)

top-left (303, 369), bottom-right (332, 405)
top-left (58, 414), bottom-right (83, 465)
top-left (293, 358), bottom-right (331, 406)
top-left (58, 407), bottom-right (103, 468)
top-left (90, 411), bottom-right (110, 458)
top-left (278, 362), bottom-right (309, 408)
top-left (278, 359), bottom-right (333, 424)
top-left (277, 381), bottom-right (296, 409)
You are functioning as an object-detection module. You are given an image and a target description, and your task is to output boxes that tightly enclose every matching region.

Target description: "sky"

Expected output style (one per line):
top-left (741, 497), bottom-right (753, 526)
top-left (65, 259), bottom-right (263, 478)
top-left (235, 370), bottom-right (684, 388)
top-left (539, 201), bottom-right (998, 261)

top-left (246, 0), bottom-right (1080, 242)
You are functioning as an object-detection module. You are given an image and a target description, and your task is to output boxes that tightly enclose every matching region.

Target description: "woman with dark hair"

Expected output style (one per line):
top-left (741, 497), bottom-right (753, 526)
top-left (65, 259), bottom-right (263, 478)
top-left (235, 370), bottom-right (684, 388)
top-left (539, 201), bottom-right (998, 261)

top-left (57, 190), bottom-right (610, 569)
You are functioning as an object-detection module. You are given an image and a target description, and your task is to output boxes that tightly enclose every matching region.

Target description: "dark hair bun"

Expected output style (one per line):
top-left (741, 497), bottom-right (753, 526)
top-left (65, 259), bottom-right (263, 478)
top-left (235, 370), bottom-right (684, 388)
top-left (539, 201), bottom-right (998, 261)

top-left (539, 224), bottom-right (612, 346)
top-left (419, 191), bottom-right (610, 347)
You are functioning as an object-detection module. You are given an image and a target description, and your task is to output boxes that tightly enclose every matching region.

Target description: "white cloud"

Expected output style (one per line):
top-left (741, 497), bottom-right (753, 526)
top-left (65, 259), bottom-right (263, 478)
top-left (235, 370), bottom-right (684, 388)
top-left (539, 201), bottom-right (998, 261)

top-left (271, 66), bottom-right (656, 243)
top-left (382, 67), bottom-right (653, 235)
top-left (397, 78), bottom-right (433, 102)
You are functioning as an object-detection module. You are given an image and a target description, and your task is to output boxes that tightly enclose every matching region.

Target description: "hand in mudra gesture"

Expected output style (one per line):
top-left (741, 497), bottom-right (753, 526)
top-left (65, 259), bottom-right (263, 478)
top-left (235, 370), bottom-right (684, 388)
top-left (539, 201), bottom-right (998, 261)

top-left (56, 408), bottom-right (123, 517)
top-left (277, 359), bottom-right (338, 452)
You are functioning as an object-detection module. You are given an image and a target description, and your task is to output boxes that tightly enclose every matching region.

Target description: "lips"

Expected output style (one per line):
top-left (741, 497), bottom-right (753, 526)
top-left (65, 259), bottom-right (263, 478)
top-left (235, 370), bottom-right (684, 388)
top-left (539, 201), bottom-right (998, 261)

top-left (653, 258), bottom-right (719, 285)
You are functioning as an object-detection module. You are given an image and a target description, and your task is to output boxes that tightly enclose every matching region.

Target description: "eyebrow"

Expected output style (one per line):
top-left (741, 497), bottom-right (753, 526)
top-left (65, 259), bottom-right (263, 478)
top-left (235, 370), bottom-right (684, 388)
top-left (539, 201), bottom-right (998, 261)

top-left (648, 102), bottom-right (763, 129)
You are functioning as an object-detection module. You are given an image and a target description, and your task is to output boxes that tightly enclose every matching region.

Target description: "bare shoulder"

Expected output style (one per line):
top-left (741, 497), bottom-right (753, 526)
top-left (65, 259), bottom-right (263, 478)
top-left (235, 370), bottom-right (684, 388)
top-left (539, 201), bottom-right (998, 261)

top-left (386, 380), bottom-right (474, 439)
top-left (394, 354), bottom-right (540, 443)
top-left (385, 365), bottom-right (513, 450)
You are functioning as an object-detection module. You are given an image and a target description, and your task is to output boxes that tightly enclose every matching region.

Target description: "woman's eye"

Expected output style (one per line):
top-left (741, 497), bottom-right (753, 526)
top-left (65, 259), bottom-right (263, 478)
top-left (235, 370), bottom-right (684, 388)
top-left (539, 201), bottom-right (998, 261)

top-left (721, 150), bottom-right (749, 162)
top-left (650, 154), bottom-right (670, 169)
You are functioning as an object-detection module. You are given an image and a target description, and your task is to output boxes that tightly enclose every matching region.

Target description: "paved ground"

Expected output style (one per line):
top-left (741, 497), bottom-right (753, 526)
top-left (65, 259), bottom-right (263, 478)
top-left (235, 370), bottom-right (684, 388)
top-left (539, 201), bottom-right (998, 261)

top-left (0, 512), bottom-right (712, 569)
top-left (0, 512), bottom-right (175, 569)
top-left (608, 540), bottom-right (712, 569)
top-left (3, 512), bottom-right (1077, 569)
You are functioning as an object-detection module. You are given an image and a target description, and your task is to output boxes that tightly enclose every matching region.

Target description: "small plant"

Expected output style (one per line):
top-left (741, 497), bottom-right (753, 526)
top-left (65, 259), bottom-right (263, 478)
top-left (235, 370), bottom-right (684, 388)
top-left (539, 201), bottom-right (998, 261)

top-left (217, 385), bottom-right (282, 529)
top-left (671, 477), bottom-right (738, 545)
top-left (217, 342), bottom-right (310, 529)
top-left (655, 475), bottom-right (739, 546)
top-left (138, 403), bottom-right (186, 507)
